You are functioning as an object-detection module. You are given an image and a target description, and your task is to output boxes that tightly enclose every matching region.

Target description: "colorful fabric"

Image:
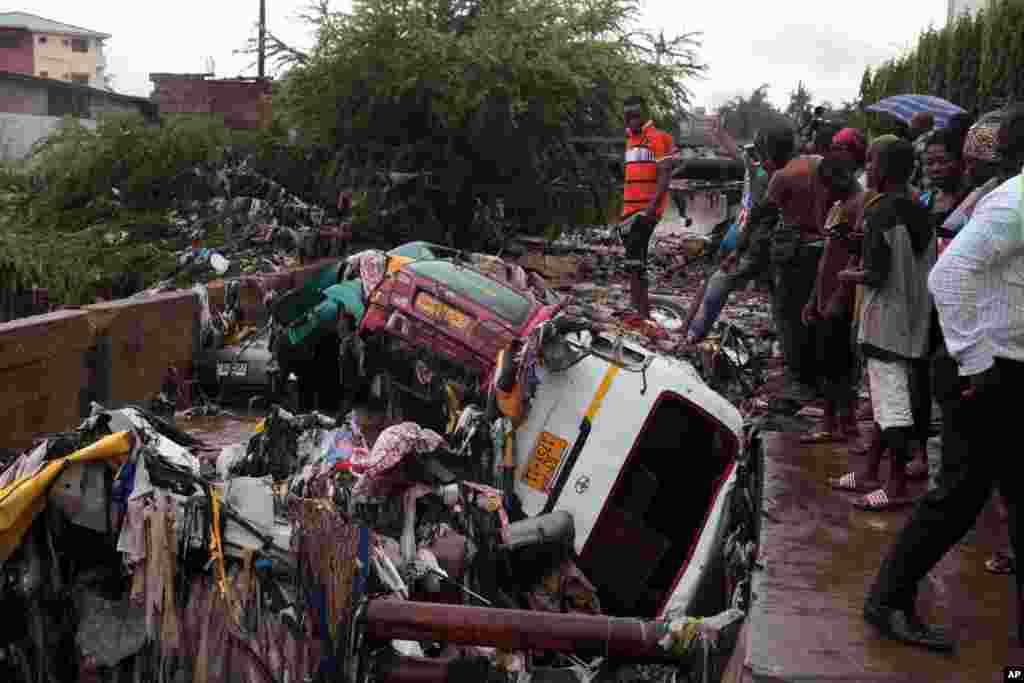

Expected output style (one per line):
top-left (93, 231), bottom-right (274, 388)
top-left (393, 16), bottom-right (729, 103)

top-left (964, 122), bottom-right (1000, 162)
top-left (351, 422), bottom-right (446, 496)
top-left (623, 121), bottom-right (674, 219)
top-left (349, 250), bottom-right (387, 299)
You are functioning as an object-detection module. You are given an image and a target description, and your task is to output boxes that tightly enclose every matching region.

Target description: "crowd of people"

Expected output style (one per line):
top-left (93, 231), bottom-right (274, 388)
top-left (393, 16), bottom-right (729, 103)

top-left (631, 100), bottom-right (1024, 652)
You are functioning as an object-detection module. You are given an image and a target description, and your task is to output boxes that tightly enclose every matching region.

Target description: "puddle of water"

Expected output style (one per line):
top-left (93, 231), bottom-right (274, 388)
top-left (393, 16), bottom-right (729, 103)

top-left (177, 409), bottom-right (264, 451)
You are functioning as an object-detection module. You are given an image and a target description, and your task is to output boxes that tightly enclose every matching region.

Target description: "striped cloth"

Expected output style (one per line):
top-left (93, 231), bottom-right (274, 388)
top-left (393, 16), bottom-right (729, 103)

top-left (866, 95), bottom-right (966, 129)
top-left (928, 173), bottom-right (1024, 376)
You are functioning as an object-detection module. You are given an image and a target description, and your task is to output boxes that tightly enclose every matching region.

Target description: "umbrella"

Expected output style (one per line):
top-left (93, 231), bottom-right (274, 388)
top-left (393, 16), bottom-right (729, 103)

top-left (866, 94), bottom-right (966, 129)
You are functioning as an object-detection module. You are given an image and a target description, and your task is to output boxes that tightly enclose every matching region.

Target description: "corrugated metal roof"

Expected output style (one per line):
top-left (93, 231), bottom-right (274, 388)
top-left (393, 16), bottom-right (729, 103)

top-left (0, 11), bottom-right (110, 39)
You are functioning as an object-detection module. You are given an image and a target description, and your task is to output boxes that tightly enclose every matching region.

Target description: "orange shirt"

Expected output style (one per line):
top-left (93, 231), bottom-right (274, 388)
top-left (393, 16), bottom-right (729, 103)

top-left (623, 122), bottom-right (674, 219)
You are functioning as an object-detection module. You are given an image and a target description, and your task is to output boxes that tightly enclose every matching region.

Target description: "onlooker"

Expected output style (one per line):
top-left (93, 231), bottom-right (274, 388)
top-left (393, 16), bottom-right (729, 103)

top-left (909, 111), bottom-right (936, 190)
top-left (800, 158), bottom-right (865, 443)
top-left (685, 119), bottom-right (772, 343)
top-left (903, 125), bottom-right (971, 481)
top-left (833, 139), bottom-right (935, 510)
top-left (620, 95), bottom-right (675, 320)
top-left (724, 124), bottom-right (830, 400)
top-left (864, 104), bottom-right (1024, 652)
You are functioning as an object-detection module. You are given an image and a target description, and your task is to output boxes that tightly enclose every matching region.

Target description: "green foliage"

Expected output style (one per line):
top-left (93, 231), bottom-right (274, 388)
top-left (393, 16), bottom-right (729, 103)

top-left (865, 1), bottom-right (1024, 121)
top-left (785, 81), bottom-right (813, 120)
top-left (275, 0), bottom-right (706, 243)
top-left (717, 85), bottom-right (789, 141)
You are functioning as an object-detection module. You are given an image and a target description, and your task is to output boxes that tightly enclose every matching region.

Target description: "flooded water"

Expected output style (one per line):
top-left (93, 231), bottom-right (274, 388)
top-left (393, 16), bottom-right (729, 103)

top-left (744, 430), bottom-right (1023, 682)
top-left (177, 409), bottom-right (264, 451)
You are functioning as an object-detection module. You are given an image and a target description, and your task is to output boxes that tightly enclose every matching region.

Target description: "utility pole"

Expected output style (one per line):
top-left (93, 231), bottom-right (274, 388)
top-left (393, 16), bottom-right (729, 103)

top-left (258, 0), bottom-right (267, 79)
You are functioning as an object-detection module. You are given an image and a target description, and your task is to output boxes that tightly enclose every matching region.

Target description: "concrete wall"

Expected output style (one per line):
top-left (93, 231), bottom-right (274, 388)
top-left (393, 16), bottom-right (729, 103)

top-left (0, 111), bottom-right (96, 160)
top-left (0, 78), bottom-right (47, 115)
top-left (0, 28), bottom-right (34, 75)
top-left (150, 75), bottom-right (272, 130)
top-left (0, 258), bottom-right (342, 452)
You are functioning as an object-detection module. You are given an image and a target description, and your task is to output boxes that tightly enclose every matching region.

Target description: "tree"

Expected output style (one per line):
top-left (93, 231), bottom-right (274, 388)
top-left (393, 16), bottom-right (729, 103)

top-left (785, 81), bottom-right (813, 121)
top-left (945, 11), bottom-right (968, 107)
top-left (716, 84), bottom-right (788, 141)
top-left (276, 0), bottom-right (706, 243)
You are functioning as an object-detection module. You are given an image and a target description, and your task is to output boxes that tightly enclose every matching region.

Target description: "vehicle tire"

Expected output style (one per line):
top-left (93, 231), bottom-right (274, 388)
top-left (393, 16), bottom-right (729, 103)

top-left (648, 295), bottom-right (690, 334)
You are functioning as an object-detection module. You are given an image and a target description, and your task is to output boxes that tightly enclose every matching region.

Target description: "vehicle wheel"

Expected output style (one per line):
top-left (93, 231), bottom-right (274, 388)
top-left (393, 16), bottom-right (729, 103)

top-left (648, 295), bottom-right (690, 334)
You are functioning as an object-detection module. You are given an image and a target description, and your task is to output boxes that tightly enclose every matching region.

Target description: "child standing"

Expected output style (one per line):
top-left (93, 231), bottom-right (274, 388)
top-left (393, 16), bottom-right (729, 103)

top-left (832, 139), bottom-right (936, 510)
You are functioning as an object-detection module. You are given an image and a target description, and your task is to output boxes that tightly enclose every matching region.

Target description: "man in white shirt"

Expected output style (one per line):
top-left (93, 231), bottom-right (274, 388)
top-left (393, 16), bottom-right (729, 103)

top-left (864, 105), bottom-right (1024, 652)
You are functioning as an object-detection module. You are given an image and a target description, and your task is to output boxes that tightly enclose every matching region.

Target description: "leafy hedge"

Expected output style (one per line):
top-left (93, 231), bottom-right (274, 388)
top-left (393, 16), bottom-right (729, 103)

top-left (860, 0), bottom-right (1024, 121)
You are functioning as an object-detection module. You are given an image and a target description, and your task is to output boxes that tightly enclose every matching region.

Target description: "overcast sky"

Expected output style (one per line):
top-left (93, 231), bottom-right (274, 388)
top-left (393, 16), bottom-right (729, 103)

top-left (14, 0), bottom-right (947, 111)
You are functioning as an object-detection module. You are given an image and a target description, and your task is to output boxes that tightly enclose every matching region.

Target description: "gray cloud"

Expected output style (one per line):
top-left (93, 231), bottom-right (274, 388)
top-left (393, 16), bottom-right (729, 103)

top-left (748, 24), bottom-right (898, 81)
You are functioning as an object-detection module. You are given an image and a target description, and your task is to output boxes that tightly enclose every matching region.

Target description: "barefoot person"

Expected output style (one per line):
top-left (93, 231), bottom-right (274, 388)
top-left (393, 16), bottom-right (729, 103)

top-left (831, 138), bottom-right (935, 510)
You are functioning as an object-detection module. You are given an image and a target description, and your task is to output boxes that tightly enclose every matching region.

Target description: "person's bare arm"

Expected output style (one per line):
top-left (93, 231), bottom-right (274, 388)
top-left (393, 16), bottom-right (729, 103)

top-left (710, 117), bottom-right (740, 159)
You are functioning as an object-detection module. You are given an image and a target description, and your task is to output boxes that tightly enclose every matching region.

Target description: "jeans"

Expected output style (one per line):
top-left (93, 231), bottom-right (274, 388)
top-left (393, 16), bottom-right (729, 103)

top-left (867, 357), bottom-right (1023, 639)
top-left (688, 268), bottom-right (750, 341)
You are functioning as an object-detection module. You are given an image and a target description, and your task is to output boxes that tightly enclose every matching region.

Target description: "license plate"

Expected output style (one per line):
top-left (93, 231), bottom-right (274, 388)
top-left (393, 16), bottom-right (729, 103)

top-left (415, 292), bottom-right (472, 331)
top-left (524, 431), bottom-right (569, 492)
top-left (217, 361), bottom-right (248, 378)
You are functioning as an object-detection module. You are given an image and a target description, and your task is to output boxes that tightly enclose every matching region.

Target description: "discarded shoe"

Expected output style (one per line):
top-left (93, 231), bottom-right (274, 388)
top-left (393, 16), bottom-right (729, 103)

top-left (863, 602), bottom-right (955, 652)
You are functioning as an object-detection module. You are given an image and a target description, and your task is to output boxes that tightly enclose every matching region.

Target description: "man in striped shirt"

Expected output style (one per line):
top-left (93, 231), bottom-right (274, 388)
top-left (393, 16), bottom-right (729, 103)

top-left (864, 104), bottom-right (1024, 652)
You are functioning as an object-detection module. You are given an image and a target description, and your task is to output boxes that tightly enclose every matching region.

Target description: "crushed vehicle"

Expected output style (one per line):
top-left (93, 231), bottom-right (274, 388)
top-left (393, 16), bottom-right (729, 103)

top-left (1, 240), bottom-right (763, 682)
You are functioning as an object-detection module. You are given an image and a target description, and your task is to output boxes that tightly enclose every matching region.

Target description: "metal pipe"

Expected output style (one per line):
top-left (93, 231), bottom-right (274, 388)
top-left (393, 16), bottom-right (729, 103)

top-left (364, 601), bottom-right (669, 659)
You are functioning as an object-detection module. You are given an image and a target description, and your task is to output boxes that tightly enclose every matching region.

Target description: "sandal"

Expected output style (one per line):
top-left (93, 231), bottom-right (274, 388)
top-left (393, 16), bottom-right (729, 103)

top-left (828, 472), bottom-right (880, 492)
top-left (800, 430), bottom-right (847, 444)
top-left (853, 488), bottom-right (915, 511)
top-left (905, 457), bottom-right (929, 480)
top-left (985, 551), bottom-right (1015, 575)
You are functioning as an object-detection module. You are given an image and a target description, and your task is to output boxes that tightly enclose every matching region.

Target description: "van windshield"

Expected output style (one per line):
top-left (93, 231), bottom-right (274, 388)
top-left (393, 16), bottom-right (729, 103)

top-left (406, 260), bottom-right (533, 326)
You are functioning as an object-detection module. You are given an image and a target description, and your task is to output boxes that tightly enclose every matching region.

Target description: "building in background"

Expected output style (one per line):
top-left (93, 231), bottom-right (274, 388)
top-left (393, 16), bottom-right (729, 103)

top-left (0, 11), bottom-right (109, 89)
top-left (149, 73), bottom-right (272, 130)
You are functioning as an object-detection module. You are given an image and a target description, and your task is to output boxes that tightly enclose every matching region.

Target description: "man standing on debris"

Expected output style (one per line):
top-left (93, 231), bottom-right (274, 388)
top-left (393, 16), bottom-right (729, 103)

top-left (621, 95), bottom-right (675, 319)
top-left (863, 105), bottom-right (1024, 652)
top-left (723, 123), bottom-right (830, 400)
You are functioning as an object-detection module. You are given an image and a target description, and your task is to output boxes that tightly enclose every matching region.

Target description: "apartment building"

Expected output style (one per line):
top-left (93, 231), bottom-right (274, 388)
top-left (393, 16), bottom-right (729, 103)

top-left (0, 11), bottom-right (109, 89)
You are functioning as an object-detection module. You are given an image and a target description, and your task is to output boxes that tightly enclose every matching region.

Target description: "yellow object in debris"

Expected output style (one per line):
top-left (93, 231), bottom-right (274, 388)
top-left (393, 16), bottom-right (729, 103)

top-left (387, 255), bottom-right (413, 274)
top-left (223, 325), bottom-right (256, 347)
top-left (0, 431), bottom-right (133, 564)
top-left (255, 419), bottom-right (266, 434)
top-left (445, 383), bottom-right (462, 435)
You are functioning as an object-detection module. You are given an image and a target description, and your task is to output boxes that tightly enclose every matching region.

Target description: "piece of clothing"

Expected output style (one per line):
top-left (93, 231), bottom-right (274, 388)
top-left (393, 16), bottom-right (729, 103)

top-left (867, 357), bottom-right (1023, 631)
top-left (813, 191), bottom-right (865, 316)
top-left (832, 127), bottom-right (868, 167)
top-left (928, 173), bottom-right (1024, 376)
top-left (623, 121), bottom-right (674, 219)
top-left (772, 243), bottom-right (822, 385)
top-left (908, 357), bottom-right (933, 446)
top-left (931, 348), bottom-right (969, 489)
top-left (858, 193), bottom-right (936, 362)
top-left (939, 176), bottom-right (1003, 253)
top-left (868, 358), bottom-right (914, 430)
top-left (765, 155), bottom-right (831, 243)
top-left (688, 267), bottom-right (753, 341)
top-left (815, 312), bottom-right (857, 408)
top-left (622, 212), bottom-right (658, 272)
top-left (964, 121), bottom-right (1000, 162)
top-left (911, 129), bottom-right (935, 190)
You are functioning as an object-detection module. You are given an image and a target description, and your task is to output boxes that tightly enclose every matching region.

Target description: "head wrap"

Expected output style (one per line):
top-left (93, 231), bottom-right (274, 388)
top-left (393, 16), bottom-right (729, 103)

top-left (869, 134), bottom-right (901, 151)
top-left (963, 122), bottom-right (1000, 162)
top-left (831, 128), bottom-right (867, 166)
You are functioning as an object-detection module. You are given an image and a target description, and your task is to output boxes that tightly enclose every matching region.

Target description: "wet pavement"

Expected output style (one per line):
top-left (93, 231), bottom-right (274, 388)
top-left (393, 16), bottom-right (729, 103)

top-left (734, 428), bottom-right (1023, 682)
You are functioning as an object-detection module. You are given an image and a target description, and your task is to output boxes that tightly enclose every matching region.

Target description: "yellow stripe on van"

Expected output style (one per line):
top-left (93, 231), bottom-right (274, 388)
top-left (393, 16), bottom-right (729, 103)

top-left (585, 365), bottom-right (620, 420)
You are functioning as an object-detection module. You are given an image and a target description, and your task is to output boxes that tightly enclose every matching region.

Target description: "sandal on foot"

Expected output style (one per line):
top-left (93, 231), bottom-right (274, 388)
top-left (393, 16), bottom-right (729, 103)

top-left (853, 488), bottom-right (915, 511)
top-left (801, 430), bottom-right (846, 444)
top-left (905, 458), bottom-right (929, 480)
top-left (985, 551), bottom-right (1015, 575)
top-left (828, 472), bottom-right (879, 492)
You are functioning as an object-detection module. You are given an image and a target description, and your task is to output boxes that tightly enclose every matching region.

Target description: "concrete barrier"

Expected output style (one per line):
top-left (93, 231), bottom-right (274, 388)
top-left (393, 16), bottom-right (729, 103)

top-left (0, 257), bottom-right (345, 452)
top-left (0, 310), bottom-right (95, 449)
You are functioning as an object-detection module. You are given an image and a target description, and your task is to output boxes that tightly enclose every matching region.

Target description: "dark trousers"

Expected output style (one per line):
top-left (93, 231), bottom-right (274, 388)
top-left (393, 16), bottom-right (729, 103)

top-left (815, 312), bottom-right (856, 409)
top-left (867, 357), bottom-right (1023, 637)
top-left (771, 244), bottom-right (822, 386)
top-left (931, 349), bottom-right (967, 488)
top-left (909, 358), bottom-right (933, 447)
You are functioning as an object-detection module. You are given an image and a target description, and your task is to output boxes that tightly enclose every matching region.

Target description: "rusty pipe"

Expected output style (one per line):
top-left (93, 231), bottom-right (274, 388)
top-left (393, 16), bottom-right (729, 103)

top-left (364, 600), bottom-right (669, 659)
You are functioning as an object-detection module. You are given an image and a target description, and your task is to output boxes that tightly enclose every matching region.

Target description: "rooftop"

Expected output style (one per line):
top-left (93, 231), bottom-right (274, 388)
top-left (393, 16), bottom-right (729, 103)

top-left (0, 10), bottom-right (110, 39)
